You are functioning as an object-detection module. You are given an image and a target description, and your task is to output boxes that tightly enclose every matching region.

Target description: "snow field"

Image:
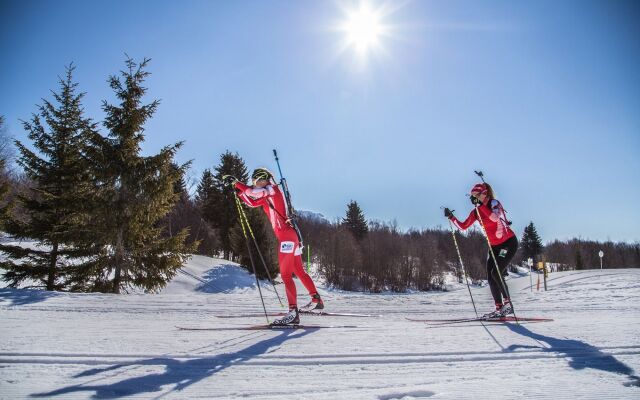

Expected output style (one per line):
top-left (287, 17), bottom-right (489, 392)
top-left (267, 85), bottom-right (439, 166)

top-left (0, 256), bottom-right (638, 399)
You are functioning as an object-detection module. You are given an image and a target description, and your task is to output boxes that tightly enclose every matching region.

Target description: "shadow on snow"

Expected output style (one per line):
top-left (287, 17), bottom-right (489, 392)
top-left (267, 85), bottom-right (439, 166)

top-left (505, 323), bottom-right (640, 387)
top-left (31, 328), bottom-right (315, 399)
top-left (195, 264), bottom-right (258, 294)
top-left (0, 288), bottom-right (59, 305)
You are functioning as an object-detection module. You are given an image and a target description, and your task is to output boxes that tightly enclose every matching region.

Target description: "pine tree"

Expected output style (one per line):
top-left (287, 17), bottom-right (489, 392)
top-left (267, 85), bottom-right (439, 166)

top-left (76, 57), bottom-right (195, 293)
top-left (0, 158), bottom-right (8, 229)
top-left (521, 221), bottom-right (544, 263)
top-left (343, 200), bottom-right (368, 240)
top-left (229, 208), bottom-right (279, 279)
top-left (192, 169), bottom-right (219, 256)
top-left (0, 66), bottom-right (96, 290)
top-left (207, 151), bottom-right (249, 260)
top-left (0, 116), bottom-right (12, 228)
top-left (575, 249), bottom-right (584, 270)
top-left (196, 169), bottom-right (217, 232)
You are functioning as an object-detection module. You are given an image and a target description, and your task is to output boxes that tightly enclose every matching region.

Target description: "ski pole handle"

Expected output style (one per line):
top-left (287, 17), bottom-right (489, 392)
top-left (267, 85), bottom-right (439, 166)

top-left (273, 149), bottom-right (284, 180)
top-left (474, 170), bottom-right (486, 183)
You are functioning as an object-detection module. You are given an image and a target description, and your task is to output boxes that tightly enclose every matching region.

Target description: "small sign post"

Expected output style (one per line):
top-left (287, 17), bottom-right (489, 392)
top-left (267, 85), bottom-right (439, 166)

top-left (527, 258), bottom-right (533, 292)
top-left (599, 250), bottom-right (604, 270)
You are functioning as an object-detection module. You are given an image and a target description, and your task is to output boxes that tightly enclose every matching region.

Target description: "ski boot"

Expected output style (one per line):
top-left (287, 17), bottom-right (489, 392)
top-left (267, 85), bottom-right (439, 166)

top-left (270, 307), bottom-right (300, 326)
top-left (499, 299), bottom-right (513, 316)
top-left (482, 303), bottom-right (503, 319)
top-left (300, 293), bottom-right (324, 312)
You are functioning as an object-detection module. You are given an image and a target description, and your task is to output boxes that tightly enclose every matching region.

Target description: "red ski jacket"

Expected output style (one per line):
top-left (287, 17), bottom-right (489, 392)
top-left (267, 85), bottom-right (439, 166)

top-left (234, 181), bottom-right (295, 240)
top-left (449, 199), bottom-right (515, 246)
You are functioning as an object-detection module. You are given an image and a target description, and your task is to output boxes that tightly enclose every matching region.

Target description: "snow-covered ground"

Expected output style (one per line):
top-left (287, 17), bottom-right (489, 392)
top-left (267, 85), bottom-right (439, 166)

top-left (1, 255), bottom-right (639, 399)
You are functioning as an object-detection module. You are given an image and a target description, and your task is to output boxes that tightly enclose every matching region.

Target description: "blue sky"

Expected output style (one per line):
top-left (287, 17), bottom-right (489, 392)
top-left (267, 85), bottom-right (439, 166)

top-left (1, 0), bottom-right (639, 243)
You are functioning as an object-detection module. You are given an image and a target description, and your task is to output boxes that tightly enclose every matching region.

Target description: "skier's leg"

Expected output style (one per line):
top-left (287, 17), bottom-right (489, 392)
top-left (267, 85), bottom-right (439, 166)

top-left (292, 247), bottom-right (318, 295)
top-left (292, 244), bottom-right (325, 311)
top-left (279, 241), bottom-right (297, 309)
top-left (486, 253), bottom-right (503, 305)
top-left (494, 237), bottom-right (518, 300)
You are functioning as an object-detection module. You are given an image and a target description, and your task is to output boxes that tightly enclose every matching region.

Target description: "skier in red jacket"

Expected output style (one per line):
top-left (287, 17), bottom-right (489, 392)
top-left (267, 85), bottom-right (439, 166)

top-left (230, 168), bottom-right (323, 325)
top-left (444, 183), bottom-right (518, 318)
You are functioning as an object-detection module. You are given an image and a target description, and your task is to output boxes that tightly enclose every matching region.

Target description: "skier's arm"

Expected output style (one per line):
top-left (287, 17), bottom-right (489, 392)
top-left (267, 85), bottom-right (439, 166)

top-left (449, 209), bottom-right (477, 231)
top-left (487, 199), bottom-right (502, 222)
top-left (234, 182), bottom-right (273, 208)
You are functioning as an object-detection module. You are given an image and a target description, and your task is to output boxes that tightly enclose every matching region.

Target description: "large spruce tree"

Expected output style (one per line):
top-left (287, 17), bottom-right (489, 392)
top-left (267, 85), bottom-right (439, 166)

top-left (0, 66), bottom-right (96, 290)
top-left (521, 221), bottom-right (544, 263)
top-left (343, 200), bottom-right (368, 240)
top-left (76, 57), bottom-right (194, 293)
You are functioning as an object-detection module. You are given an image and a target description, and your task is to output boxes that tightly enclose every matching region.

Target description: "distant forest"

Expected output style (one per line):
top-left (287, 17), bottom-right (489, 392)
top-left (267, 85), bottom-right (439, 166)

top-left (1, 60), bottom-right (638, 294)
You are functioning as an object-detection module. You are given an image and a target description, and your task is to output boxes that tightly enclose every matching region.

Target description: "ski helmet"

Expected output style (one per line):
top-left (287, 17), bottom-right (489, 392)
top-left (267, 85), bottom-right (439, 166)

top-left (470, 183), bottom-right (488, 197)
top-left (252, 167), bottom-right (274, 183)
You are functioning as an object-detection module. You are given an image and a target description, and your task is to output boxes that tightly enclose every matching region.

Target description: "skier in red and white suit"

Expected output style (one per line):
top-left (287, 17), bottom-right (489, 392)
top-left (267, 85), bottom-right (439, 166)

top-left (233, 168), bottom-right (323, 325)
top-left (445, 182), bottom-right (518, 318)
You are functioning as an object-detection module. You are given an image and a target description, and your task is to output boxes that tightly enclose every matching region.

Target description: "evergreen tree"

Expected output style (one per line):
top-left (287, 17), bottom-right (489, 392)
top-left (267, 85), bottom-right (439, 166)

top-left (207, 151), bottom-right (249, 260)
top-left (521, 221), bottom-right (544, 263)
top-left (192, 168), bottom-right (219, 256)
top-left (195, 169), bottom-right (217, 230)
top-left (0, 158), bottom-right (8, 228)
top-left (229, 208), bottom-right (279, 279)
top-left (0, 66), bottom-right (96, 290)
top-left (575, 249), bottom-right (584, 270)
top-left (343, 200), bottom-right (368, 240)
top-left (0, 116), bottom-right (12, 228)
top-left (75, 57), bottom-right (195, 293)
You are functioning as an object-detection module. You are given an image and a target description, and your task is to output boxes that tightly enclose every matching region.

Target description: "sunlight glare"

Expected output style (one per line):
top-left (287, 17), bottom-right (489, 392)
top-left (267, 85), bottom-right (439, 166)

top-left (344, 5), bottom-right (382, 53)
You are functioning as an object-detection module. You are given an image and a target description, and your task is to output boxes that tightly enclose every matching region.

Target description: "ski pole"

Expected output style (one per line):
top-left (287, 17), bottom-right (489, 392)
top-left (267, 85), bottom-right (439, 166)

top-left (474, 170), bottom-right (486, 183)
top-left (234, 196), bottom-right (270, 324)
top-left (234, 195), bottom-right (284, 308)
top-left (446, 217), bottom-right (478, 317)
top-left (272, 149), bottom-right (304, 245)
top-left (474, 206), bottom-right (519, 323)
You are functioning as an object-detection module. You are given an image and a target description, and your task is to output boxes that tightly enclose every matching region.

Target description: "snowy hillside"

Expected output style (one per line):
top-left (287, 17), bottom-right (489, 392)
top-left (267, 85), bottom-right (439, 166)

top-left (0, 255), bottom-right (639, 399)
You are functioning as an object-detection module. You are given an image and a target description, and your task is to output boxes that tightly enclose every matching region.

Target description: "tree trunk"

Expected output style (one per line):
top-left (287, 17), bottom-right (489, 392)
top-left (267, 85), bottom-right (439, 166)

top-left (46, 242), bottom-right (59, 291)
top-left (112, 229), bottom-right (124, 294)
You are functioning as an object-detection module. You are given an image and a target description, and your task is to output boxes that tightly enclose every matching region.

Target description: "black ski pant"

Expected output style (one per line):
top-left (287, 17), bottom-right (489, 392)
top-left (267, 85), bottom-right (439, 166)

top-left (486, 235), bottom-right (518, 305)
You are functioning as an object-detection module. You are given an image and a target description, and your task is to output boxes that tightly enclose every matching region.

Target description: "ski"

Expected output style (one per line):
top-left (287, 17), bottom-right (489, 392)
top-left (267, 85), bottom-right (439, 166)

top-left (406, 316), bottom-right (553, 325)
top-left (176, 324), bottom-right (359, 331)
top-left (300, 311), bottom-right (382, 318)
top-left (216, 311), bottom-right (381, 319)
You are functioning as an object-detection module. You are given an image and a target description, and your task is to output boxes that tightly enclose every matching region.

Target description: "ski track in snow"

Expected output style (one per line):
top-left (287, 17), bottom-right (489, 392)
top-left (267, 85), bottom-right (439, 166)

top-left (0, 261), bottom-right (639, 399)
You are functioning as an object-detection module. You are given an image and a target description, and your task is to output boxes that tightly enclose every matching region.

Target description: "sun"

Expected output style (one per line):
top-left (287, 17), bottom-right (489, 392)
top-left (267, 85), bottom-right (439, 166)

top-left (332, 1), bottom-right (401, 68)
top-left (343, 4), bottom-right (383, 53)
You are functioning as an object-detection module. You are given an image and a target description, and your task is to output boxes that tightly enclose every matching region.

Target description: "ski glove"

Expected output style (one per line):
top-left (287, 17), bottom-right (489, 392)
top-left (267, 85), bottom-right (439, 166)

top-left (444, 207), bottom-right (454, 219)
top-left (470, 195), bottom-right (482, 206)
top-left (221, 175), bottom-right (238, 186)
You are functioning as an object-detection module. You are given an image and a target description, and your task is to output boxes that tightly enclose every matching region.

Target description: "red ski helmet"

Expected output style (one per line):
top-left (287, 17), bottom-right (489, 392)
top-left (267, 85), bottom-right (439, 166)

top-left (470, 183), bottom-right (488, 197)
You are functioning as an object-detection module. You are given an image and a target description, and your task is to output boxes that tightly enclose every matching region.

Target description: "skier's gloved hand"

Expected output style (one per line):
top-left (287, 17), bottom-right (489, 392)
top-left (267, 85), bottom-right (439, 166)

top-left (470, 195), bottom-right (481, 206)
top-left (444, 207), bottom-right (454, 219)
top-left (221, 175), bottom-right (238, 187)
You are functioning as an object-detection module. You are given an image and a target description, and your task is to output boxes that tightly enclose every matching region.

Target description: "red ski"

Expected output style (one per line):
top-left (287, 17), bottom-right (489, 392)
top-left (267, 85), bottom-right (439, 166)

top-left (216, 311), bottom-right (381, 319)
top-left (176, 324), bottom-right (359, 331)
top-left (406, 316), bottom-right (554, 325)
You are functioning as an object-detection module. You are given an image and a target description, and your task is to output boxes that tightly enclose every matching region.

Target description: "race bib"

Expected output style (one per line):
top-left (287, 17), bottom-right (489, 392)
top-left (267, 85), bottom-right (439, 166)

top-left (499, 248), bottom-right (508, 258)
top-left (280, 241), bottom-right (295, 254)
